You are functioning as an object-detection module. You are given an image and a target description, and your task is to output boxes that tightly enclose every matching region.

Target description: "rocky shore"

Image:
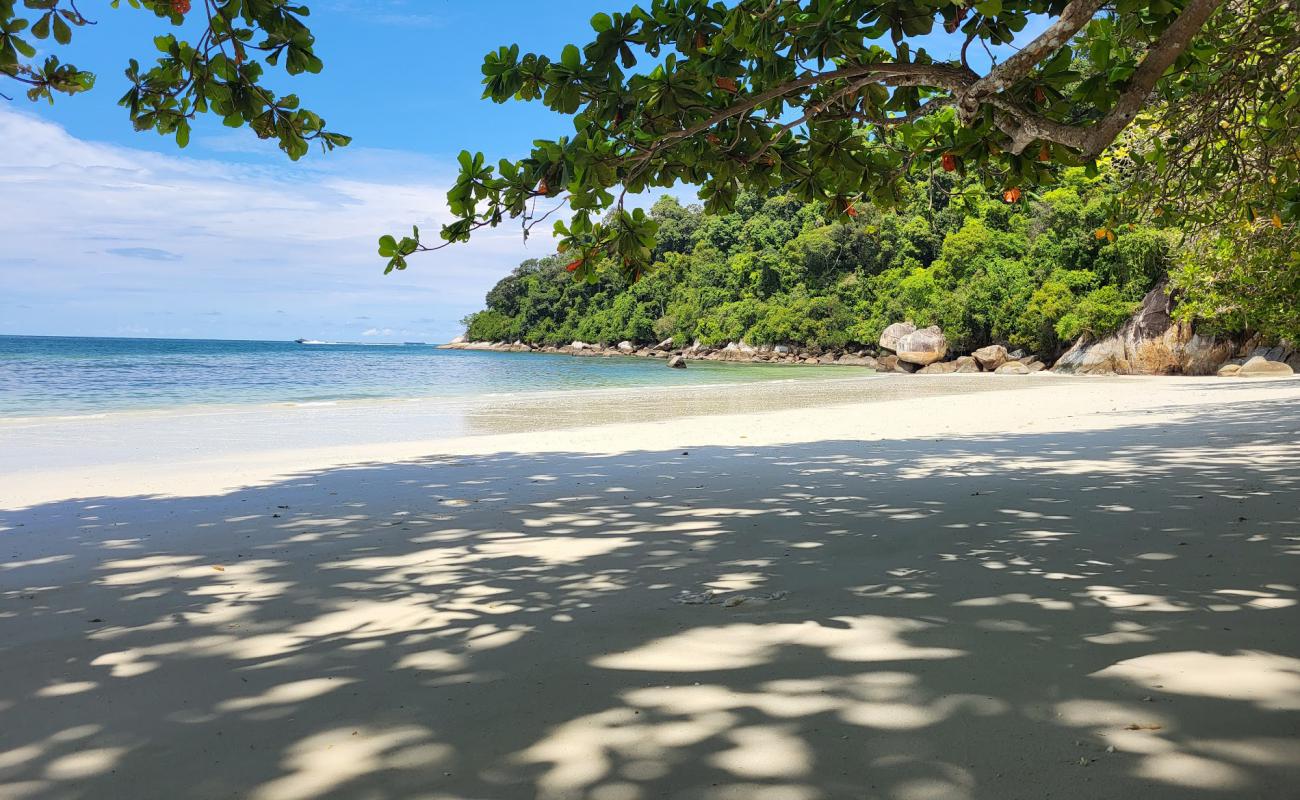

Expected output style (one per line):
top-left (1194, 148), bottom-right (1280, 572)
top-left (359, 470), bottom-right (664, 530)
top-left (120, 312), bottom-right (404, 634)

top-left (438, 324), bottom-right (1054, 376)
top-left (444, 283), bottom-right (1298, 378)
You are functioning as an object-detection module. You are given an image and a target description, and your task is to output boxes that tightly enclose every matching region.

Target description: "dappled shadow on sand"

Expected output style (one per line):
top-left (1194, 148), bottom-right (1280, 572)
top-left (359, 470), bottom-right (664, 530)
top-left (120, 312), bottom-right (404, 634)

top-left (2, 398), bottom-right (1298, 799)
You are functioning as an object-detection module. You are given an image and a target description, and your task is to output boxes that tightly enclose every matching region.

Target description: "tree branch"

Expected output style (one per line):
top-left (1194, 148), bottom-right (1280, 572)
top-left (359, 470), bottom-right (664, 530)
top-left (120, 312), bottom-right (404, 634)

top-left (959, 0), bottom-right (1107, 123)
top-left (1077, 0), bottom-right (1226, 156)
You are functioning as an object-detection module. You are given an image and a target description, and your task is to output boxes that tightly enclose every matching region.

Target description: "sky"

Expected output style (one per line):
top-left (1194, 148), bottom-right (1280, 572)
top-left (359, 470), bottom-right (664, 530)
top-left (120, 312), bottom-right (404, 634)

top-left (0, 1), bottom-right (1042, 343)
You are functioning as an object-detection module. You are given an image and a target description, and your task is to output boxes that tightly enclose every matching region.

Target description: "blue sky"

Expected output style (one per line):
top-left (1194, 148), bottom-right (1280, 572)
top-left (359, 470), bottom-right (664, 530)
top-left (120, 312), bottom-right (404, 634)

top-left (1, 1), bottom-right (1042, 343)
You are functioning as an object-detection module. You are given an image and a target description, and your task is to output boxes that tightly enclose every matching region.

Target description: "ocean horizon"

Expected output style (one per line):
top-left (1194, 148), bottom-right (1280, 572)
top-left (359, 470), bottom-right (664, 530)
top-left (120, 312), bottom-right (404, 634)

top-left (0, 334), bottom-right (854, 419)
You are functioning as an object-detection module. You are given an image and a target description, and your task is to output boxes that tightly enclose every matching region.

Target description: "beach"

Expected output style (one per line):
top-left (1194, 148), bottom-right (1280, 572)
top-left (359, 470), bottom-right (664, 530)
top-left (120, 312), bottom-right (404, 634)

top-left (2, 374), bottom-right (1299, 799)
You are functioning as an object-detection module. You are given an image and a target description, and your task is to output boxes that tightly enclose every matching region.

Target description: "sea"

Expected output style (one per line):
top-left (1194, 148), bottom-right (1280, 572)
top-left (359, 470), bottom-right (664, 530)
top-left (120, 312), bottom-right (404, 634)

top-left (0, 335), bottom-right (847, 419)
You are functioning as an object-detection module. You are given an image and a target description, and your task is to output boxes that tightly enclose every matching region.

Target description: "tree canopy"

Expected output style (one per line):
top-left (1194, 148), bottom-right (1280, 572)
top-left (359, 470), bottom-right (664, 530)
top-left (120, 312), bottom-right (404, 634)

top-left (381, 0), bottom-right (1297, 280)
top-left (0, 0), bottom-right (348, 158)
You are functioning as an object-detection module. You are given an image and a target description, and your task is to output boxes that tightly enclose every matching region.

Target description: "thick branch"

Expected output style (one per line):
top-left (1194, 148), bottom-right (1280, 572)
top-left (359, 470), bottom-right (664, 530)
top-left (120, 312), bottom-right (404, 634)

top-left (959, 0), bottom-right (1106, 122)
top-left (627, 62), bottom-right (973, 165)
top-left (1078, 0), bottom-right (1226, 156)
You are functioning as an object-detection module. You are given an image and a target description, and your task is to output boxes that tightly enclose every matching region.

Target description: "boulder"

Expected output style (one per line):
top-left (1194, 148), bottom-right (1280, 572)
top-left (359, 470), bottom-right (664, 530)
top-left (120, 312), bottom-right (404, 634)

top-left (971, 344), bottom-right (1009, 370)
top-left (1237, 356), bottom-right (1294, 377)
top-left (449, 335), bottom-right (467, 345)
top-left (773, 344), bottom-right (791, 354)
top-left (1008, 349), bottom-right (1026, 360)
top-left (1052, 280), bottom-right (1241, 375)
top-left (877, 355), bottom-right (915, 373)
top-left (667, 355), bottom-right (687, 369)
top-left (1217, 363), bottom-right (1241, 376)
top-left (616, 340), bottom-right (635, 353)
top-left (953, 355), bottom-right (981, 373)
top-left (895, 326), bottom-right (948, 366)
top-left (1026, 361), bottom-right (1047, 372)
top-left (1245, 342), bottom-right (1300, 372)
top-left (879, 321), bottom-right (917, 353)
top-left (918, 361), bottom-right (958, 374)
top-left (654, 337), bottom-right (675, 351)
top-left (571, 340), bottom-right (592, 351)
top-left (995, 361), bottom-right (1030, 374)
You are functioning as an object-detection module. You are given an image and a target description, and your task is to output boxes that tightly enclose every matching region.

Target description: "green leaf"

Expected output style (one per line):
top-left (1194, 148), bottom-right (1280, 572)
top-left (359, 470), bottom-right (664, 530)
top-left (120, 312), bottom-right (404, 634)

top-left (51, 14), bottom-right (70, 45)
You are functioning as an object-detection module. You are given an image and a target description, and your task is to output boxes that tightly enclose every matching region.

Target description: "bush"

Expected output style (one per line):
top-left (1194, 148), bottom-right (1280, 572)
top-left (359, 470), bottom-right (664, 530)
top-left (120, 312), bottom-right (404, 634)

top-left (1055, 286), bottom-right (1139, 342)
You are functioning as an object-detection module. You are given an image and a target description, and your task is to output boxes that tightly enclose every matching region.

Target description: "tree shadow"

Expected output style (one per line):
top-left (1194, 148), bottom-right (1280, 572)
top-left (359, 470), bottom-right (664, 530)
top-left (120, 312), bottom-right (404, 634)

top-left (2, 398), bottom-right (1298, 799)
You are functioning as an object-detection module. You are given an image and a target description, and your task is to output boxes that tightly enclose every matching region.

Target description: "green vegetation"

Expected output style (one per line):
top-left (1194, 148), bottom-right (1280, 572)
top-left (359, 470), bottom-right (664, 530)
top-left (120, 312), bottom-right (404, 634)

top-left (465, 168), bottom-right (1172, 354)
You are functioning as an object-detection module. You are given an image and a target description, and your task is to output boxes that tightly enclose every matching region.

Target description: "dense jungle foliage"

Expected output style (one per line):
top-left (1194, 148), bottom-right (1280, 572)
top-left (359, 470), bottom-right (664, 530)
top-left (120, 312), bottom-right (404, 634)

top-left (464, 168), bottom-right (1180, 355)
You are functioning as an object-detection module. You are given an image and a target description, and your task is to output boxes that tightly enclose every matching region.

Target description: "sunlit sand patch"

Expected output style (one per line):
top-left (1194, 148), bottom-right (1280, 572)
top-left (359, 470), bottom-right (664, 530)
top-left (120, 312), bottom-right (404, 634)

top-left (1092, 650), bottom-right (1300, 711)
top-left (93, 554), bottom-right (201, 586)
top-left (249, 726), bottom-right (443, 800)
top-left (1193, 737), bottom-right (1300, 767)
top-left (475, 535), bottom-right (636, 564)
top-left (34, 681), bottom-right (97, 698)
top-left (217, 677), bottom-right (356, 712)
top-left (594, 616), bottom-right (964, 672)
top-left (1083, 620), bottom-right (1156, 645)
top-left (955, 593), bottom-right (1073, 611)
top-left (1134, 752), bottom-right (1250, 791)
top-left (1081, 585), bottom-right (1188, 612)
top-left (0, 555), bottom-right (72, 571)
top-left (710, 725), bottom-right (812, 778)
top-left (42, 748), bottom-right (127, 781)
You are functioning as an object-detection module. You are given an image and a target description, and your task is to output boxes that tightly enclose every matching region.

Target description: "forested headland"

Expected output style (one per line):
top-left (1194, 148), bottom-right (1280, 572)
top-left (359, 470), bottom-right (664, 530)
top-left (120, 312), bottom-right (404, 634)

top-left (463, 167), bottom-right (1286, 359)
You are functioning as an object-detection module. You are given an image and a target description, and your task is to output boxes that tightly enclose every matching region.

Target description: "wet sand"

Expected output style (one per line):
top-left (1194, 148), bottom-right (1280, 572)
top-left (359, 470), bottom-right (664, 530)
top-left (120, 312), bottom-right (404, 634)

top-left (2, 375), bottom-right (1298, 799)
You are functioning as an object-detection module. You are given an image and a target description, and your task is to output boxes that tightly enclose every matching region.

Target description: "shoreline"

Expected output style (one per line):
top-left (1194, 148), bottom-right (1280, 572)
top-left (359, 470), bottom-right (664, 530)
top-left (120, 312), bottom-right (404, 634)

top-left (3, 372), bottom-right (1293, 510)
top-left (2, 372), bottom-right (1082, 508)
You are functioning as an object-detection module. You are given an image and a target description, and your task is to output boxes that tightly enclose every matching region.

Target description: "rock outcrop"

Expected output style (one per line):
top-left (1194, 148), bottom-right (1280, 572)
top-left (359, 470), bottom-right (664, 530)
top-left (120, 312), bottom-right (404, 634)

top-left (995, 361), bottom-right (1030, 375)
top-left (667, 355), bottom-right (686, 369)
top-left (1051, 280), bottom-right (1239, 375)
top-left (879, 322), bottom-right (917, 353)
top-left (895, 326), bottom-right (948, 366)
top-left (971, 344), bottom-right (1008, 370)
top-left (1236, 355), bottom-right (1294, 377)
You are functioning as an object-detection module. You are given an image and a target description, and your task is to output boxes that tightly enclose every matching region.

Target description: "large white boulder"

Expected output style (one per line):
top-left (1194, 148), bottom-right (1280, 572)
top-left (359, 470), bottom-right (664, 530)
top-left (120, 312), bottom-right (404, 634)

top-left (879, 322), bottom-right (917, 353)
top-left (895, 326), bottom-right (948, 366)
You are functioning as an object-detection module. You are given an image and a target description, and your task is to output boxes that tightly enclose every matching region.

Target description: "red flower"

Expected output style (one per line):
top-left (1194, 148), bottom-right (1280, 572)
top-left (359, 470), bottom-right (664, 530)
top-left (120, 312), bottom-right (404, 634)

top-left (941, 153), bottom-right (957, 172)
top-left (172, 0), bottom-right (191, 14)
top-left (1003, 187), bottom-right (1022, 203)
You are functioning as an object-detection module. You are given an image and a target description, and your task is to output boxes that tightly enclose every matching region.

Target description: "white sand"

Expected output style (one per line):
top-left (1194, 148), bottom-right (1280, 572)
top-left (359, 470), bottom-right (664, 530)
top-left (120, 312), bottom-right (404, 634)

top-left (2, 375), bottom-right (1298, 799)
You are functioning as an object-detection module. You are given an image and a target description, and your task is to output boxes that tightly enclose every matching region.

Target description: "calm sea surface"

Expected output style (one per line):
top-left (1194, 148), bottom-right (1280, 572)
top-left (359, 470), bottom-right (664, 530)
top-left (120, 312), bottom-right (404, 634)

top-left (0, 335), bottom-right (853, 418)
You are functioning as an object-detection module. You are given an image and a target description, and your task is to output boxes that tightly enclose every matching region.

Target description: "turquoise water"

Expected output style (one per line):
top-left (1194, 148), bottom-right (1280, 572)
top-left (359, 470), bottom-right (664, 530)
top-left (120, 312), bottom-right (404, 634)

top-left (0, 335), bottom-right (848, 418)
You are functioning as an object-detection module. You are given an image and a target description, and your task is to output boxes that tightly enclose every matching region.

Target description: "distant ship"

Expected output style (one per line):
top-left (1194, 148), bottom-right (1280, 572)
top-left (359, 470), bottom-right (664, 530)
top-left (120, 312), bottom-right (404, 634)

top-left (294, 339), bottom-right (329, 345)
top-left (403, 341), bottom-right (427, 346)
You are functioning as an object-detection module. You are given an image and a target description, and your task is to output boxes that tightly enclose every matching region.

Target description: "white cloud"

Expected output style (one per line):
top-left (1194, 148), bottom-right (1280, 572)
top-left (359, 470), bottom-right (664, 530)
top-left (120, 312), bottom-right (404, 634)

top-left (0, 108), bottom-right (557, 342)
